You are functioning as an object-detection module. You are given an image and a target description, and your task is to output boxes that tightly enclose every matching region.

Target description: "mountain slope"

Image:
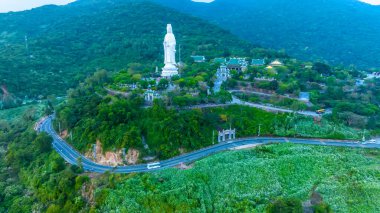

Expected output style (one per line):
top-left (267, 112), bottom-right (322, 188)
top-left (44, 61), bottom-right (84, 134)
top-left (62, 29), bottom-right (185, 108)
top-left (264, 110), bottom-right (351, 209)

top-left (154, 0), bottom-right (380, 68)
top-left (0, 0), bottom-right (255, 99)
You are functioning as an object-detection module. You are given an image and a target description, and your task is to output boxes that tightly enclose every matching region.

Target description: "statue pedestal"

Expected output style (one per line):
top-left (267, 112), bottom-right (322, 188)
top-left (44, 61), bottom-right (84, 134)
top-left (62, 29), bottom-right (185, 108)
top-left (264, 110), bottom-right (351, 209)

top-left (161, 64), bottom-right (178, 78)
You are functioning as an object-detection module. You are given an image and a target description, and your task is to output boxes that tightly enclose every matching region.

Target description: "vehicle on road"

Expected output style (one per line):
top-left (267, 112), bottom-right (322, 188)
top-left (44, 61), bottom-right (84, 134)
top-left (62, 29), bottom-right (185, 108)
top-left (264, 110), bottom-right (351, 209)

top-left (316, 109), bottom-right (325, 114)
top-left (369, 139), bottom-right (376, 144)
top-left (147, 162), bottom-right (161, 170)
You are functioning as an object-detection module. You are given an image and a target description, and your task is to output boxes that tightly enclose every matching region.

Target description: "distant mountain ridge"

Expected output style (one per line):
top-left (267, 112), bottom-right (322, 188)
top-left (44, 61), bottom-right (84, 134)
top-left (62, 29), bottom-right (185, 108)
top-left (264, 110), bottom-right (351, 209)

top-left (153, 0), bottom-right (380, 68)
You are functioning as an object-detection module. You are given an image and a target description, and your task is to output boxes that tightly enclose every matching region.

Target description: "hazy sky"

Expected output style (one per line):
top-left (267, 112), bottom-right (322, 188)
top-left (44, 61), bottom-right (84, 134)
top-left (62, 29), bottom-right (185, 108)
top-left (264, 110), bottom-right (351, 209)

top-left (191, 0), bottom-right (215, 2)
top-left (0, 0), bottom-right (379, 13)
top-left (192, 0), bottom-right (380, 5)
top-left (360, 0), bottom-right (380, 5)
top-left (0, 0), bottom-right (75, 13)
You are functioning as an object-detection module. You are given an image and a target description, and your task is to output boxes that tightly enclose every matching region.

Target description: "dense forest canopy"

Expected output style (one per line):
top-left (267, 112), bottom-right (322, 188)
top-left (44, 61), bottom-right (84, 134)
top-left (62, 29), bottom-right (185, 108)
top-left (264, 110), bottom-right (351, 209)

top-left (154, 0), bottom-right (380, 68)
top-left (0, 0), bottom-right (253, 100)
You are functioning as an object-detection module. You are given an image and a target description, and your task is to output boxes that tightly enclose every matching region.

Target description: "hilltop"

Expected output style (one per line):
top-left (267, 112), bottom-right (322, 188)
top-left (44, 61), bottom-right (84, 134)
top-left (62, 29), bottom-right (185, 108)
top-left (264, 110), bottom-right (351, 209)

top-left (154, 0), bottom-right (380, 68)
top-left (0, 0), bottom-right (263, 100)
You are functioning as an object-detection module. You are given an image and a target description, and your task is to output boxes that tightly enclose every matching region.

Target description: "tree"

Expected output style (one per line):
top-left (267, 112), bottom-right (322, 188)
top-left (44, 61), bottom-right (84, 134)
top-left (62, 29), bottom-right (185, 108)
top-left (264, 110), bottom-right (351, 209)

top-left (33, 133), bottom-right (52, 154)
top-left (270, 80), bottom-right (279, 90)
top-left (51, 156), bottom-right (66, 172)
top-left (74, 157), bottom-right (84, 174)
top-left (122, 126), bottom-right (142, 148)
top-left (171, 75), bottom-right (180, 81)
top-left (216, 90), bottom-right (232, 103)
top-left (176, 78), bottom-right (186, 88)
top-left (313, 202), bottom-right (332, 213)
top-left (46, 204), bottom-right (61, 213)
top-left (290, 101), bottom-right (307, 111)
top-left (313, 62), bottom-right (331, 76)
top-left (157, 78), bottom-right (169, 90)
top-left (266, 198), bottom-right (303, 213)
top-left (338, 112), bottom-right (367, 128)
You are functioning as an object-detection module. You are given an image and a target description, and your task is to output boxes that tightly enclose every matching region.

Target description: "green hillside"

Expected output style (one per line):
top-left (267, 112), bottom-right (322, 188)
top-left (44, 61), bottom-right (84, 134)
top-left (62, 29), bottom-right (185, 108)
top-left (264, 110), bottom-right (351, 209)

top-left (154, 0), bottom-right (380, 68)
top-left (99, 143), bottom-right (380, 212)
top-left (2, 109), bottom-right (379, 212)
top-left (0, 0), bottom-right (264, 100)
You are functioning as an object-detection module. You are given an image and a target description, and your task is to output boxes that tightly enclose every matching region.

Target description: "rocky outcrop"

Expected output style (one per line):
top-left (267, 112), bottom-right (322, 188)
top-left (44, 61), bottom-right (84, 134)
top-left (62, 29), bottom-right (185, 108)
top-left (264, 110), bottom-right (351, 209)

top-left (85, 140), bottom-right (140, 166)
top-left (126, 148), bottom-right (139, 165)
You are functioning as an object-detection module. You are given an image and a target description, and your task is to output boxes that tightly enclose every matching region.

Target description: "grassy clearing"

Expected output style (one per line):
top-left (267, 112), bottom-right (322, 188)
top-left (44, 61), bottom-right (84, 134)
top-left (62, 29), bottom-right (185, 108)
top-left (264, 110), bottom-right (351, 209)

top-left (275, 117), bottom-right (363, 140)
top-left (0, 104), bottom-right (44, 123)
top-left (98, 143), bottom-right (380, 212)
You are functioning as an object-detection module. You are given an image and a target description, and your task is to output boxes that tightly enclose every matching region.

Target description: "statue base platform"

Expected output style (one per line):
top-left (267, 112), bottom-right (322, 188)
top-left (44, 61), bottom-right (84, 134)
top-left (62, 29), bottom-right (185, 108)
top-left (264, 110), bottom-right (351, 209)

top-left (161, 65), bottom-right (179, 78)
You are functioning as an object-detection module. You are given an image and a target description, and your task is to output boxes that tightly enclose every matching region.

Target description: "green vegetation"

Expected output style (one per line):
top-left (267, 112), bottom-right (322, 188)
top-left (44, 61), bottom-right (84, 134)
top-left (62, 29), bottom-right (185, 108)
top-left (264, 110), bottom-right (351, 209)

top-left (96, 143), bottom-right (380, 212)
top-left (155, 0), bottom-right (380, 68)
top-left (1, 1), bottom-right (380, 212)
top-left (225, 58), bottom-right (380, 131)
top-left (56, 71), bottom-right (362, 161)
top-left (0, 0), bottom-right (255, 101)
top-left (0, 104), bottom-right (91, 211)
top-left (57, 70), bottom-right (220, 158)
top-left (0, 102), bottom-right (377, 212)
top-left (109, 62), bottom-right (234, 107)
top-left (233, 91), bottom-right (308, 111)
top-left (0, 104), bottom-right (44, 123)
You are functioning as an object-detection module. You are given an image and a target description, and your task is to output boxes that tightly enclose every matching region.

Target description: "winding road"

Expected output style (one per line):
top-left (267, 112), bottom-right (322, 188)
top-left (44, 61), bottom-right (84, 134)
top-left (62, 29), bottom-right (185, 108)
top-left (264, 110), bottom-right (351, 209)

top-left (37, 115), bottom-right (379, 174)
top-left (231, 96), bottom-right (323, 117)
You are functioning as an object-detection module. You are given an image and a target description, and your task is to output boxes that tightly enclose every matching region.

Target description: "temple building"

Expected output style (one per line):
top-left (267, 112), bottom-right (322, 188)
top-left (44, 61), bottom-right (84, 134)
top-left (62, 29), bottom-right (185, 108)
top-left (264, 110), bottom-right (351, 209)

top-left (269, 59), bottom-right (283, 67)
top-left (144, 89), bottom-right (160, 103)
top-left (191, 55), bottom-right (206, 63)
top-left (161, 24), bottom-right (179, 78)
top-left (217, 65), bottom-right (230, 80)
top-left (214, 58), bottom-right (227, 64)
top-left (227, 58), bottom-right (248, 71)
top-left (251, 59), bottom-right (266, 66)
top-left (366, 72), bottom-right (380, 79)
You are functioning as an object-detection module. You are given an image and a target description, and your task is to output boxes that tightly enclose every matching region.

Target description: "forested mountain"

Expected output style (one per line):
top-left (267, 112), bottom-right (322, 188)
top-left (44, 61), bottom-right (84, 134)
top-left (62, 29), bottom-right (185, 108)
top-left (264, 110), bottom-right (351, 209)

top-left (1, 1), bottom-right (380, 212)
top-left (154, 0), bottom-right (380, 68)
top-left (0, 0), bottom-right (254, 99)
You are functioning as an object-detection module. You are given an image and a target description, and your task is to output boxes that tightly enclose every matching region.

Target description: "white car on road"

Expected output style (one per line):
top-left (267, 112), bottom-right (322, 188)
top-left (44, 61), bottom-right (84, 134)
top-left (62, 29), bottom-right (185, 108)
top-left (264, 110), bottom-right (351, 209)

top-left (369, 139), bottom-right (377, 144)
top-left (147, 162), bottom-right (161, 170)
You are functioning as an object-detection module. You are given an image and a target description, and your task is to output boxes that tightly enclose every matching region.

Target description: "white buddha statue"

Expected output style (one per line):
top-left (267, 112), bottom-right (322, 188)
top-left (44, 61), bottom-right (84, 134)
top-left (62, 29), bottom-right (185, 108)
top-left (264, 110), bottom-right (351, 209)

top-left (161, 24), bottom-right (179, 77)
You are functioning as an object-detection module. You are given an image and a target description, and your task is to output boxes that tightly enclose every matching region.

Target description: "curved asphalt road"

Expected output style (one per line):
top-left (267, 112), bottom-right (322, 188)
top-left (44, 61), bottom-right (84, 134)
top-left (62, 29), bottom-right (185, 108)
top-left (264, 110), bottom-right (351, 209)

top-left (38, 115), bottom-right (380, 174)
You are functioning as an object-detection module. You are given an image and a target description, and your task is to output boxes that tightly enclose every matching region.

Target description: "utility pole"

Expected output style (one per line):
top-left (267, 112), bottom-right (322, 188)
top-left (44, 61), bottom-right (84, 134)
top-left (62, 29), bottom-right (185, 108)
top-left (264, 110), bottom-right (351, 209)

top-left (258, 124), bottom-right (262, 136)
top-left (212, 130), bottom-right (215, 145)
top-left (362, 129), bottom-right (366, 142)
top-left (93, 144), bottom-right (97, 160)
top-left (294, 124), bottom-right (297, 137)
top-left (274, 112), bottom-right (278, 132)
top-left (24, 35), bottom-right (29, 55)
top-left (122, 148), bottom-right (126, 161)
top-left (58, 122), bottom-right (61, 134)
top-left (179, 44), bottom-right (181, 63)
